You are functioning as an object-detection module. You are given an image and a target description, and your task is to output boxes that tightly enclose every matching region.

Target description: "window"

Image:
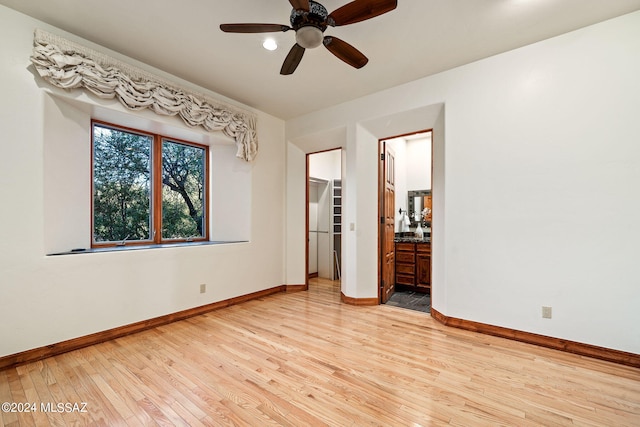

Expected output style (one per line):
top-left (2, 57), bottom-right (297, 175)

top-left (92, 121), bottom-right (209, 247)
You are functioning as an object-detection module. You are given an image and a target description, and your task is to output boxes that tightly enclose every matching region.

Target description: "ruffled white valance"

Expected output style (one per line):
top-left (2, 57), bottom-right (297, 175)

top-left (30, 29), bottom-right (258, 161)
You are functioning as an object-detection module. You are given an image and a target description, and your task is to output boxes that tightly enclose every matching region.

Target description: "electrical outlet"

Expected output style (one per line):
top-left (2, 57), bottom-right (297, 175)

top-left (542, 306), bottom-right (552, 319)
top-left (199, 284), bottom-right (207, 294)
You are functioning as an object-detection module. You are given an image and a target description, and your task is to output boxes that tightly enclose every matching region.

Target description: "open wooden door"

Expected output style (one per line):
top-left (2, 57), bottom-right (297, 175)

top-left (380, 144), bottom-right (395, 303)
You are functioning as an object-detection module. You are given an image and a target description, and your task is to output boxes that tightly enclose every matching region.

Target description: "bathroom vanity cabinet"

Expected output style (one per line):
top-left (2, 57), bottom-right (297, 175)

top-left (395, 241), bottom-right (431, 293)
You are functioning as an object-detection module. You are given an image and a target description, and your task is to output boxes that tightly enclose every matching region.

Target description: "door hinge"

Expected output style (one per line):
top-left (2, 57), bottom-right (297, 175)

top-left (381, 216), bottom-right (384, 224)
top-left (380, 153), bottom-right (385, 161)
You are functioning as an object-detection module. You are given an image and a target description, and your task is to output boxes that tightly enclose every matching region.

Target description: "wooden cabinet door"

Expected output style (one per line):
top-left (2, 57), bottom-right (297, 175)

top-left (416, 247), bottom-right (431, 291)
top-left (395, 243), bottom-right (415, 286)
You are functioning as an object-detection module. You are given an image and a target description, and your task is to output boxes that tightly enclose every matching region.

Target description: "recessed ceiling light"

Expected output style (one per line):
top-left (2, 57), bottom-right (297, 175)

top-left (263, 39), bottom-right (277, 51)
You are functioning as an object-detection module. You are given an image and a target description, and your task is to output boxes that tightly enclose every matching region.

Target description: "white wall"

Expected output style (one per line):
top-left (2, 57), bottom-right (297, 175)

top-left (286, 11), bottom-right (640, 353)
top-left (309, 149), bottom-right (341, 181)
top-left (285, 142), bottom-right (306, 286)
top-left (386, 138), bottom-right (408, 232)
top-left (0, 5), bottom-right (286, 357)
top-left (308, 183), bottom-right (318, 274)
top-left (406, 137), bottom-right (432, 192)
top-left (308, 184), bottom-right (319, 232)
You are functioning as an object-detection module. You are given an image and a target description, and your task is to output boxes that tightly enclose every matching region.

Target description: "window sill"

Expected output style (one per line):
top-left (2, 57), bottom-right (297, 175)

top-left (47, 240), bottom-right (248, 256)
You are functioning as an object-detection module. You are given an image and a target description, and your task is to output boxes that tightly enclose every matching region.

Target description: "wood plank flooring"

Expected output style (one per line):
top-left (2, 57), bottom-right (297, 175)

top-left (1, 277), bottom-right (639, 426)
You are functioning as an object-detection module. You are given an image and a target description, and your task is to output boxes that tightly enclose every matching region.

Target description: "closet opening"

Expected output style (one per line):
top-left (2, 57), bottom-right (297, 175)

top-left (307, 148), bottom-right (343, 292)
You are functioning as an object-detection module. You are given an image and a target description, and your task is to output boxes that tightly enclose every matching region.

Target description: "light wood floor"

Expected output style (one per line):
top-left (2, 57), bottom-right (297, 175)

top-left (1, 277), bottom-right (639, 426)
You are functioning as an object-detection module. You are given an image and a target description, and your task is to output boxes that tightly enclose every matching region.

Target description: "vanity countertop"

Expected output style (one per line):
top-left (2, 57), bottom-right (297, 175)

top-left (394, 237), bottom-right (431, 243)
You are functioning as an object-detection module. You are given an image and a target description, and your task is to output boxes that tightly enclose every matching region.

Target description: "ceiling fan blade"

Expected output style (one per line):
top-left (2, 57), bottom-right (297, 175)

top-left (289, 0), bottom-right (310, 12)
top-left (323, 37), bottom-right (368, 69)
top-left (328, 0), bottom-right (397, 26)
top-left (220, 23), bottom-right (291, 33)
top-left (281, 44), bottom-right (306, 75)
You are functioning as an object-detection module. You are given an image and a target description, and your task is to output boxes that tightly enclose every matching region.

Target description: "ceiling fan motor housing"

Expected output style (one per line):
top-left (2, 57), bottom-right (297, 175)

top-left (290, 0), bottom-right (330, 49)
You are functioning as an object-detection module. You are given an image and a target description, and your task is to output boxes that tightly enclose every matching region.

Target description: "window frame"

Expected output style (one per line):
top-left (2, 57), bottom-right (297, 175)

top-left (91, 119), bottom-right (210, 248)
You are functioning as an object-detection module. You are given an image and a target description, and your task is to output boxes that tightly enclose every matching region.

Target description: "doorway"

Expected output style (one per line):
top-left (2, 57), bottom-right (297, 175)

top-left (307, 149), bottom-right (343, 288)
top-left (378, 131), bottom-right (433, 311)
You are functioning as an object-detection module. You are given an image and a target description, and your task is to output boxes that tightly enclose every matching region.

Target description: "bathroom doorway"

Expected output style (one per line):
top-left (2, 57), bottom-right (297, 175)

top-left (378, 131), bottom-right (433, 312)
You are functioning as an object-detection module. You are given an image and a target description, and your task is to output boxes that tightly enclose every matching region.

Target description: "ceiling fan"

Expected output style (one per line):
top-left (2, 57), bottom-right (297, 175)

top-left (220, 0), bottom-right (398, 75)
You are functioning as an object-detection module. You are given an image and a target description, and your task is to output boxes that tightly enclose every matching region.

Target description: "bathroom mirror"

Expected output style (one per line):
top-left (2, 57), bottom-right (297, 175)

top-left (407, 190), bottom-right (431, 227)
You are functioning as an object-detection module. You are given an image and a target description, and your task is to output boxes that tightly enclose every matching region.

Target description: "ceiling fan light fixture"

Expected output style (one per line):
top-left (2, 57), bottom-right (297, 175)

top-left (295, 25), bottom-right (323, 49)
top-left (220, 0), bottom-right (398, 74)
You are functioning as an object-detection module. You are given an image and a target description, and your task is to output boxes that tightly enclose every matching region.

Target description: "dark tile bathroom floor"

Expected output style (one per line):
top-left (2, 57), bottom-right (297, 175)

top-left (386, 290), bottom-right (431, 313)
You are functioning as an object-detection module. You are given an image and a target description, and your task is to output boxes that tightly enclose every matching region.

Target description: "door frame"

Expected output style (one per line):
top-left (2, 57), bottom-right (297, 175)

top-left (378, 129), bottom-right (434, 303)
top-left (306, 147), bottom-right (343, 287)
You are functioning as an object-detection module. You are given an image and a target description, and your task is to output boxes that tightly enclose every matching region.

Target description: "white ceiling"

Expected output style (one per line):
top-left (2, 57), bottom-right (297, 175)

top-left (2, 0), bottom-right (640, 120)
